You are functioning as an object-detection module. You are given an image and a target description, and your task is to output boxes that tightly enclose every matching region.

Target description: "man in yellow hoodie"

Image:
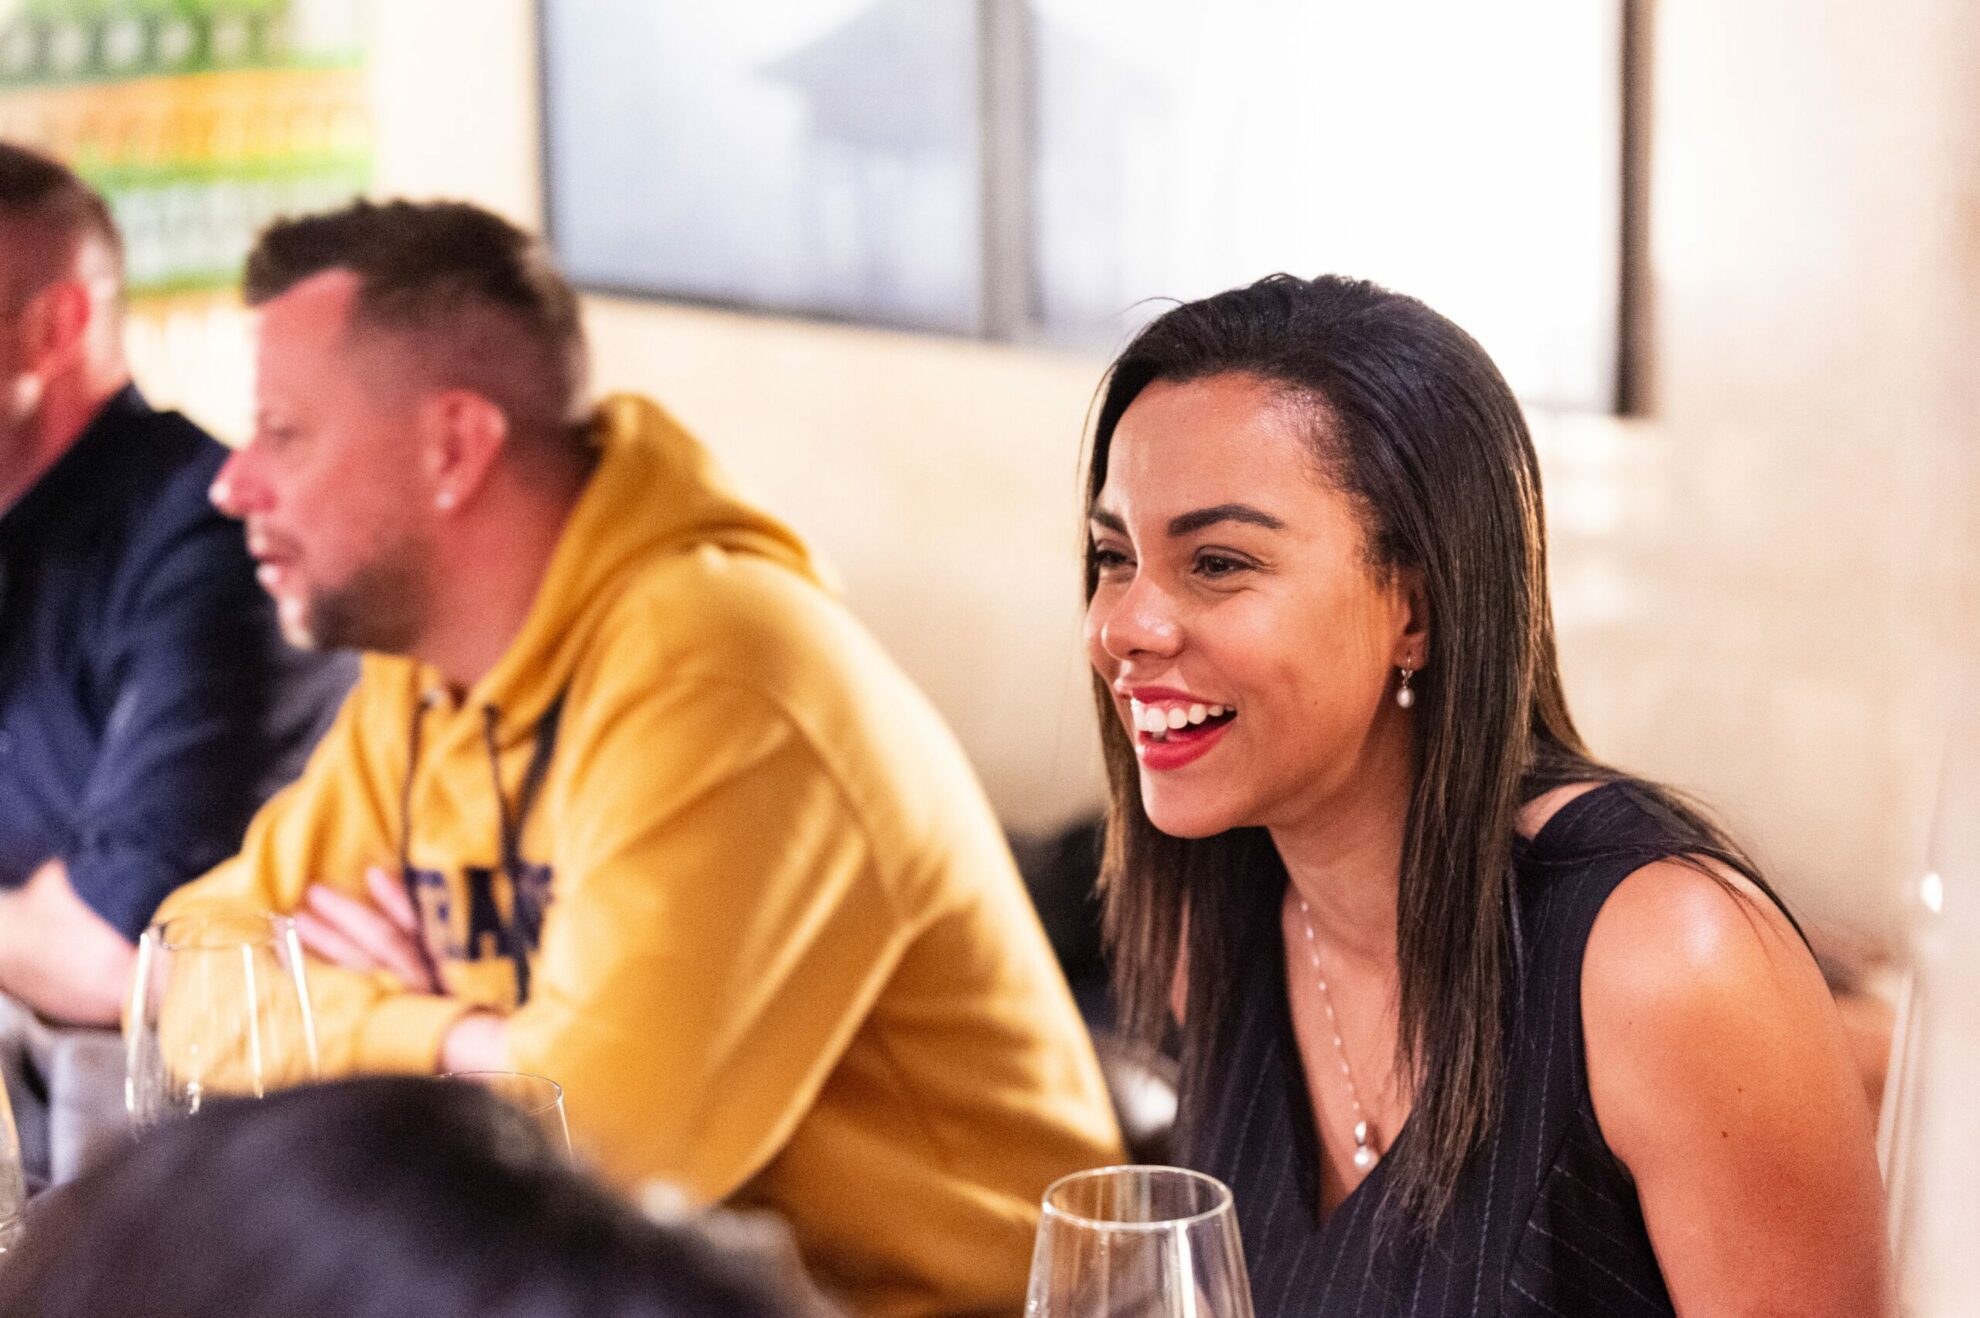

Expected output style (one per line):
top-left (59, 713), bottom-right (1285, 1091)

top-left (157, 199), bottom-right (1122, 1316)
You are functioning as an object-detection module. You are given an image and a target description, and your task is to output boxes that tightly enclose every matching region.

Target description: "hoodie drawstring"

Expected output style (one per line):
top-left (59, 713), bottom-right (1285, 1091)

top-left (480, 695), bottom-right (566, 881)
top-left (397, 689), bottom-right (566, 1002)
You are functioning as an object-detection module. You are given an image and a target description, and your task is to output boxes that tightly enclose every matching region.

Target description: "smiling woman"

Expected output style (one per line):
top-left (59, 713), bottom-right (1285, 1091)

top-left (1087, 375), bottom-right (1420, 840)
top-left (1081, 275), bottom-right (1890, 1316)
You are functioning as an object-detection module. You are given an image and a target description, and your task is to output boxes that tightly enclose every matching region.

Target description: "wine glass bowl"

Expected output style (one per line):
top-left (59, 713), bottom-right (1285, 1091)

top-left (124, 910), bottom-right (319, 1126)
top-left (0, 1079), bottom-right (23, 1255)
top-left (1026, 1165), bottom-right (1254, 1317)
top-left (440, 1071), bottom-right (571, 1155)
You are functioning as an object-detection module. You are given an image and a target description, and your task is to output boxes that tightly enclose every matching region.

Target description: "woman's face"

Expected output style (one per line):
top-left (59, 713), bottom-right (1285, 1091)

top-left (1085, 372), bottom-right (1423, 840)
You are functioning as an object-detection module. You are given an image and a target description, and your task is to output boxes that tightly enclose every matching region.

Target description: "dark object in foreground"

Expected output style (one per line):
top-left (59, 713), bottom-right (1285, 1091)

top-left (0, 1077), bottom-right (832, 1318)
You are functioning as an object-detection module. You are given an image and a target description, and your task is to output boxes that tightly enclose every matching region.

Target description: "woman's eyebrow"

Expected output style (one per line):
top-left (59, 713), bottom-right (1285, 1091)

top-left (1087, 504), bottom-right (1287, 536)
top-left (1166, 503), bottom-right (1284, 536)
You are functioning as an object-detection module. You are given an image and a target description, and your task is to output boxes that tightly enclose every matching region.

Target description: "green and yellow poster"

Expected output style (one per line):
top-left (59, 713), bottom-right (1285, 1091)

top-left (0, 0), bottom-right (371, 297)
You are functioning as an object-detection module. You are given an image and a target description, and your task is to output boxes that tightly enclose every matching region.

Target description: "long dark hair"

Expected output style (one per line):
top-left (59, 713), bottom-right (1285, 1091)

top-left (1086, 274), bottom-right (1766, 1226)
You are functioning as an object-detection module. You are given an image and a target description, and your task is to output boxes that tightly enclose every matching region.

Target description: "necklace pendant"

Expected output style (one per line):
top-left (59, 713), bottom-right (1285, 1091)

top-left (1351, 1120), bottom-right (1379, 1172)
top-left (1296, 898), bottom-right (1383, 1177)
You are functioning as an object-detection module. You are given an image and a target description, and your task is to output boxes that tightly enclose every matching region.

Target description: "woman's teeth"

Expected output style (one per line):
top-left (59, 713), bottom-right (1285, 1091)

top-left (1130, 700), bottom-right (1232, 741)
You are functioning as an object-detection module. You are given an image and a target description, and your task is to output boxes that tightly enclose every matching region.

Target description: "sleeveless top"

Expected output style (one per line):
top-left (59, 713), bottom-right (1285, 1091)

top-left (1176, 782), bottom-right (1697, 1316)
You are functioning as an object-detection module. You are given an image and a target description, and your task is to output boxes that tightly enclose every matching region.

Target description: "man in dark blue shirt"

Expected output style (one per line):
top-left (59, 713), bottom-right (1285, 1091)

top-left (0, 143), bottom-right (353, 1025)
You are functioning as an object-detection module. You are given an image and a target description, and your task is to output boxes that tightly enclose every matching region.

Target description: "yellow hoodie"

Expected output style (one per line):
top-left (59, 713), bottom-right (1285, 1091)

top-left (159, 395), bottom-right (1122, 1316)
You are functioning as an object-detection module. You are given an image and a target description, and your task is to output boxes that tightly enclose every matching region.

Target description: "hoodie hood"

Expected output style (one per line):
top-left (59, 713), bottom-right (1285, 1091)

top-left (452, 393), bottom-right (821, 733)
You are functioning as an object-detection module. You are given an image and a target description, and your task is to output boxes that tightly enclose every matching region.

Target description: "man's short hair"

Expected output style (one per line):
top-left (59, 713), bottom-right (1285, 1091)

top-left (0, 140), bottom-right (123, 304)
top-left (244, 199), bottom-right (590, 451)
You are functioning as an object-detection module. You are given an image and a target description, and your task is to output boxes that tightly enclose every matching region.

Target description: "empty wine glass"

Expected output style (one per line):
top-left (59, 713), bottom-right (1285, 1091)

top-left (441, 1071), bottom-right (571, 1155)
top-left (0, 1078), bottom-right (23, 1254)
top-left (125, 910), bottom-right (319, 1126)
top-left (1026, 1165), bottom-right (1254, 1317)
top-left (1887, 666), bottom-right (1980, 1307)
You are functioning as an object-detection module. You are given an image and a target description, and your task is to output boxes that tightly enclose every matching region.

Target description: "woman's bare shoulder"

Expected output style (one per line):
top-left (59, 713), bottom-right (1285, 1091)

top-left (1576, 856), bottom-right (1888, 1310)
top-left (1582, 855), bottom-right (1806, 1029)
top-left (1581, 855), bottom-right (1815, 1104)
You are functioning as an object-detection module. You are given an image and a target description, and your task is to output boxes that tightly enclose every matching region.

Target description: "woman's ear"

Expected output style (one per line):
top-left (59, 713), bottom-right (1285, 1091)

top-left (1393, 566), bottom-right (1431, 670)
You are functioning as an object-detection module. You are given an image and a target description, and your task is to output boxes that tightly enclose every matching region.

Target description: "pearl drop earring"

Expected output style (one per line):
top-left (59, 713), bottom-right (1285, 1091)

top-left (1395, 666), bottom-right (1416, 709)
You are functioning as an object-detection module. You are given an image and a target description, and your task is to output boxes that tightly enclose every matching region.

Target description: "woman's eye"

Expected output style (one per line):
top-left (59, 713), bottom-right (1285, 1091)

top-left (1090, 545), bottom-right (1133, 571)
top-left (1195, 552), bottom-right (1251, 578)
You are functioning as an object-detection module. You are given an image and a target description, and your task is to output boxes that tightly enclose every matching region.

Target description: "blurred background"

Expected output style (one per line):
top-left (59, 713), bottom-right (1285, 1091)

top-left (1, 0), bottom-right (1974, 981)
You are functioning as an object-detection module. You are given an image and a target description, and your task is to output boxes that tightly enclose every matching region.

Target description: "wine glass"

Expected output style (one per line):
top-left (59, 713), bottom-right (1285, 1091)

top-left (125, 910), bottom-right (319, 1126)
top-left (1887, 665), bottom-right (1980, 1306)
top-left (0, 1077), bottom-right (23, 1254)
top-left (441, 1071), bottom-right (571, 1155)
top-left (1026, 1165), bottom-right (1255, 1317)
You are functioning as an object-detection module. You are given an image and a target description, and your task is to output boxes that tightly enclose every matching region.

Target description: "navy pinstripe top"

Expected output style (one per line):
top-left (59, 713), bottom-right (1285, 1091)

top-left (1176, 783), bottom-right (1692, 1316)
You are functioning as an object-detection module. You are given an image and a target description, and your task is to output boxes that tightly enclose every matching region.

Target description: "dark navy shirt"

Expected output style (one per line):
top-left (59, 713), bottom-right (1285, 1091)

top-left (0, 387), bottom-right (353, 940)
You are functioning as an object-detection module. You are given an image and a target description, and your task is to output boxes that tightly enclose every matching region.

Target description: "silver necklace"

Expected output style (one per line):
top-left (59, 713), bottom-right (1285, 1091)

top-left (1294, 894), bottom-right (1381, 1172)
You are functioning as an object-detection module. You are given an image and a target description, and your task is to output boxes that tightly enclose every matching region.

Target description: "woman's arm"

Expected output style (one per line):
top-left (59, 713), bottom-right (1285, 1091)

top-left (1583, 859), bottom-right (1891, 1316)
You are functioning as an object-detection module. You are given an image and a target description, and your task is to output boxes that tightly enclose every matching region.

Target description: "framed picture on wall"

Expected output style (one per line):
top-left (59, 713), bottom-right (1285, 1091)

top-left (540, 0), bottom-right (985, 335)
top-left (541, 0), bottom-right (1629, 412)
top-left (0, 0), bottom-right (372, 298)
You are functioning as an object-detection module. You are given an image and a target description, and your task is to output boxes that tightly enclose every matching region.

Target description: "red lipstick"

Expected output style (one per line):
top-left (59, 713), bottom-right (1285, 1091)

top-left (1136, 717), bottom-right (1233, 771)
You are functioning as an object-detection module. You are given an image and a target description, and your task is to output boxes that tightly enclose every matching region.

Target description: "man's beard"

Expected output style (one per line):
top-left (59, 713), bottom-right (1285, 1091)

top-left (291, 549), bottom-right (433, 656)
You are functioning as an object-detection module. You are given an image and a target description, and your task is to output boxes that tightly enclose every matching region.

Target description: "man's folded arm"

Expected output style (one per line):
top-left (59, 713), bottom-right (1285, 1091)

top-left (152, 669), bottom-right (449, 1074)
top-left (0, 859), bottom-right (135, 1024)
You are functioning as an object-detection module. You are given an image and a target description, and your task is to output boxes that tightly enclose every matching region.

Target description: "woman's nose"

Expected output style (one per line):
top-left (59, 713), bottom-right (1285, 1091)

top-left (1095, 575), bottom-right (1182, 663)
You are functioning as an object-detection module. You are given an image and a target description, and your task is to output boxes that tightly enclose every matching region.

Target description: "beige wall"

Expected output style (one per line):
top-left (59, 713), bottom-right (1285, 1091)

top-left (131, 0), bottom-right (1980, 951)
top-left (1553, 0), bottom-right (1980, 950)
